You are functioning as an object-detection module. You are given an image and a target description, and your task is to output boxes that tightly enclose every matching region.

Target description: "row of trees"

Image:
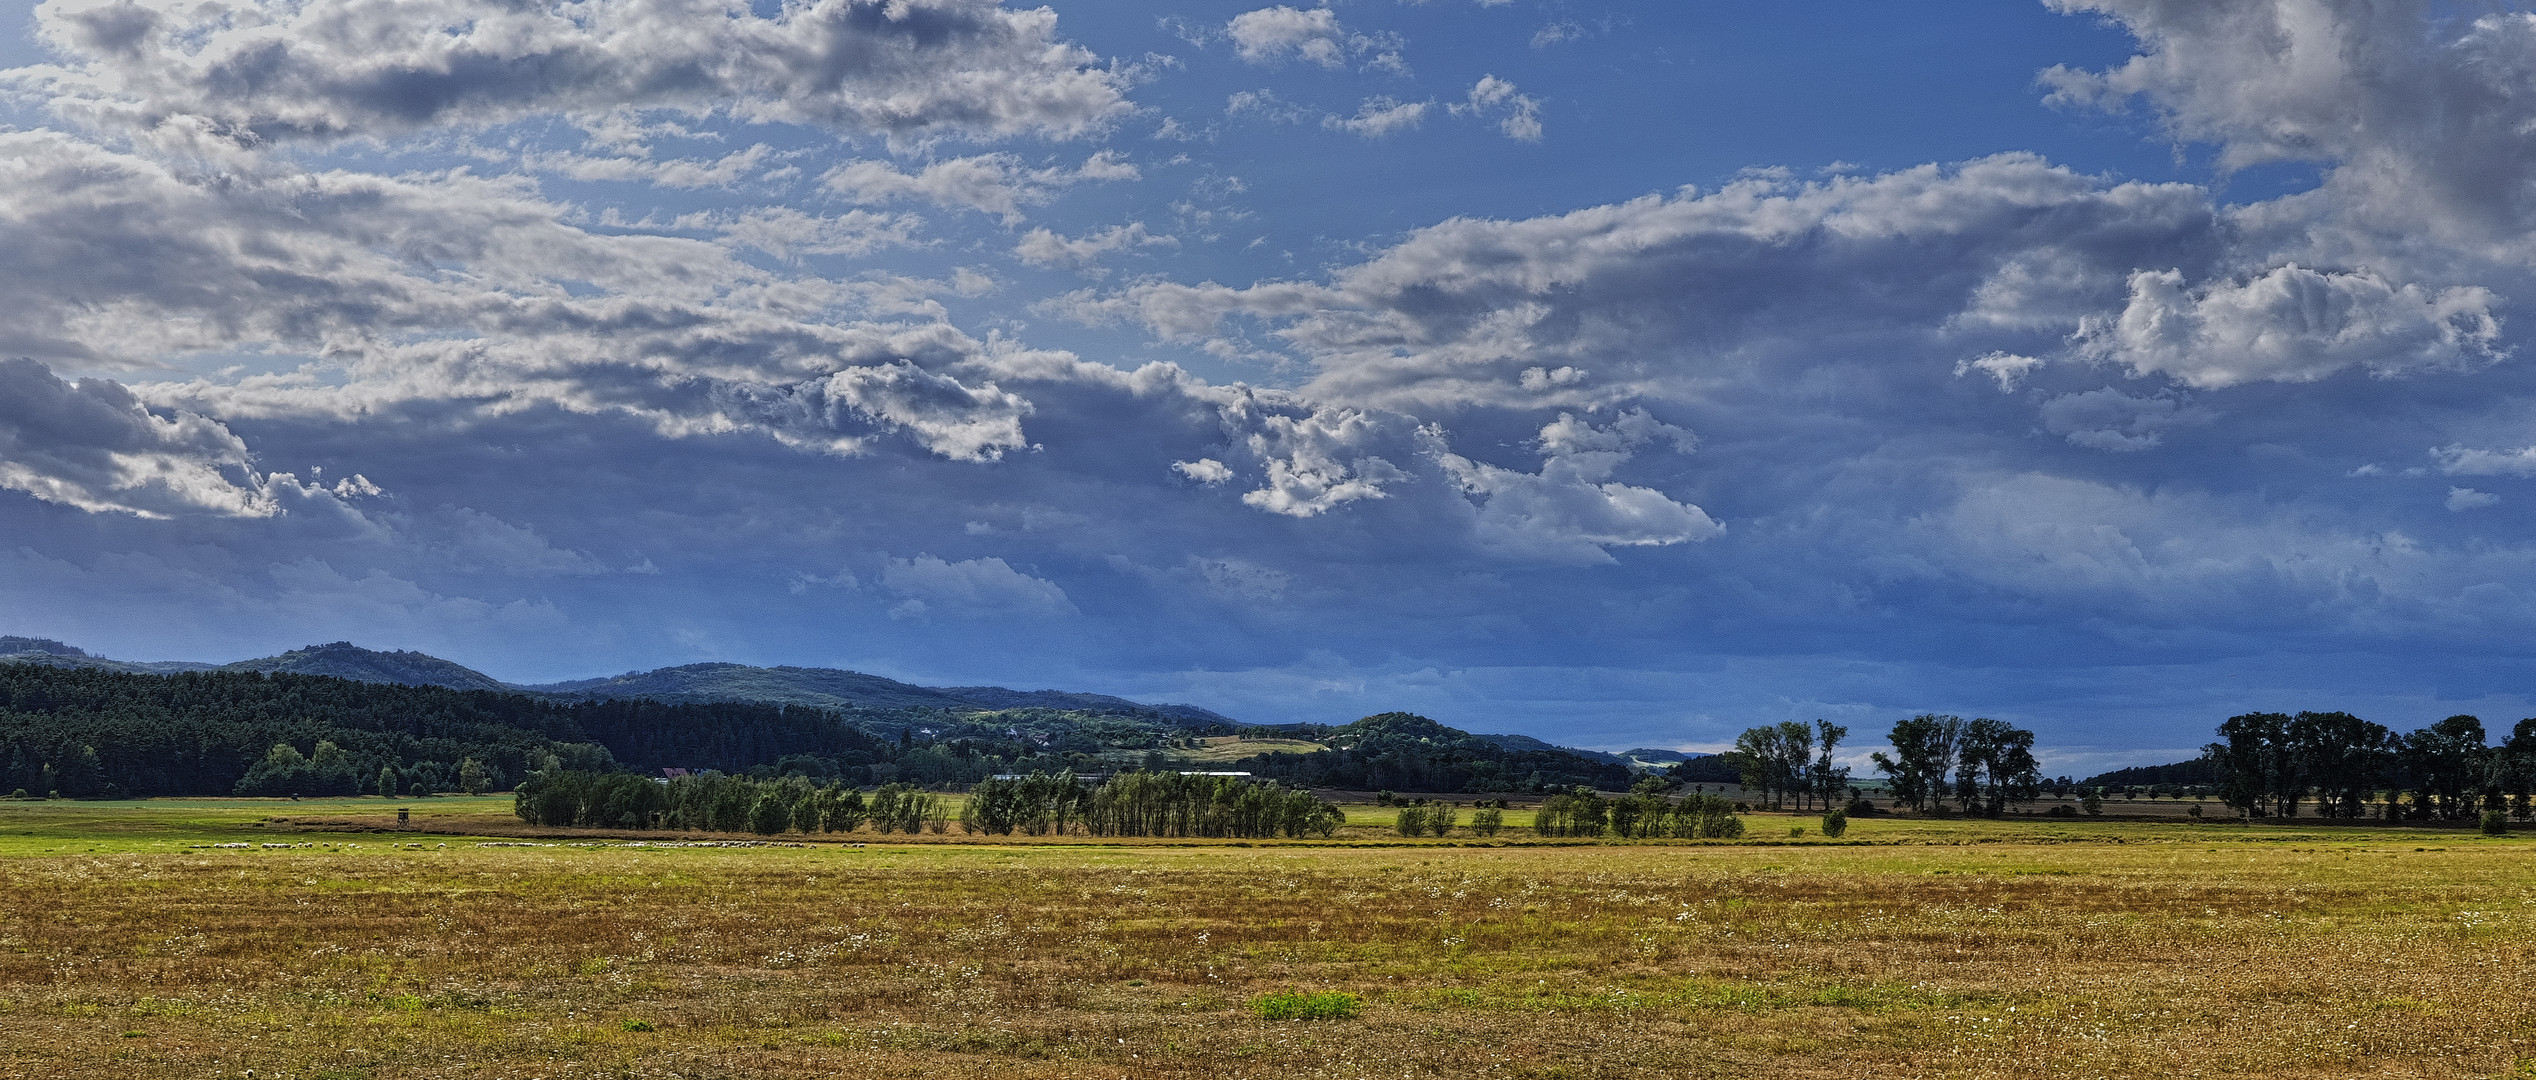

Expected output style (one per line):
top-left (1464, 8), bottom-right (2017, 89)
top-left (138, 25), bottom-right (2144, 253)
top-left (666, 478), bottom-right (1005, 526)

top-left (1535, 781), bottom-right (1744, 839)
top-left (1071, 772), bottom-right (1344, 838)
top-left (516, 769), bottom-right (1344, 839)
top-left (1712, 714), bottom-right (2043, 818)
top-left (1727, 720), bottom-right (1851, 810)
top-left (1870, 714), bottom-right (2042, 816)
top-left (1392, 801), bottom-right (1506, 836)
top-left (235, 740), bottom-right (501, 797)
top-left (515, 771), bottom-right (947, 833)
top-left (2208, 712), bottom-right (2536, 820)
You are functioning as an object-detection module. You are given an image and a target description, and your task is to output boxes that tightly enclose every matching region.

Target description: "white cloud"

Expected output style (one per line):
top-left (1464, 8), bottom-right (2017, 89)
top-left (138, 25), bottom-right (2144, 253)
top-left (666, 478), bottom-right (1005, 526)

top-left (9, 0), bottom-right (1132, 151)
top-left (1225, 88), bottom-right (1312, 125)
top-left (822, 151), bottom-right (1139, 224)
top-left (1172, 457), bottom-right (1233, 485)
top-left (0, 127), bottom-right (1052, 467)
top-left (2079, 265), bottom-right (2503, 388)
top-left (1224, 6), bottom-right (1401, 71)
top-left (0, 357), bottom-right (279, 518)
top-left (1452, 75), bottom-right (1542, 141)
top-left (2434, 445), bottom-right (2536, 477)
top-left (520, 144), bottom-right (776, 189)
top-left (1222, 395), bottom-right (1408, 517)
top-left (879, 553), bottom-right (1074, 618)
top-left (694, 206), bottom-right (927, 262)
top-left (1068, 154), bottom-right (2219, 412)
top-left (1323, 97), bottom-right (1429, 138)
top-left (2447, 486), bottom-right (2499, 512)
top-left (1013, 222), bottom-right (1177, 268)
top-left (1431, 410), bottom-right (1720, 563)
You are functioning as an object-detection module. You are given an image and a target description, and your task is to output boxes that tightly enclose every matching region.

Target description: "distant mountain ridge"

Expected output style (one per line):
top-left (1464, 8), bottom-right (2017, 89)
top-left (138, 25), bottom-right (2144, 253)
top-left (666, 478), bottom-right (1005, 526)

top-left (0, 638), bottom-right (1236, 725)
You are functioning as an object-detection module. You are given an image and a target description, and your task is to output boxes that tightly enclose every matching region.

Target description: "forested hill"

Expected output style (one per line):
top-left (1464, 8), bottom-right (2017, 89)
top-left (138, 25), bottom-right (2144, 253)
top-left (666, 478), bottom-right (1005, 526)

top-left (1, 637), bottom-right (1234, 724)
top-left (1230, 712), bottom-right (1632, 793)
top-left (525, 663), bottom-right (1235, 725)
top-left (0, 637), bottom-right (500, 687)
top-left (0, 664), bottom-right (1234, 797)
top-left (0, 664), bottom-right (602, 798)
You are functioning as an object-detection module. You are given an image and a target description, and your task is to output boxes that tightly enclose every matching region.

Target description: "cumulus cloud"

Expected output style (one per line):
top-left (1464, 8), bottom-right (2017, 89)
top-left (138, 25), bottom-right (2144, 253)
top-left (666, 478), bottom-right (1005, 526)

top-left (2447, 486), bottom-right (2499, 512)
top-left (1452, 75), bottom-right (1542, 141)
top-left (822, 151), bottom-right (1138, 223)
top-left (2435, 445), bottom-right (2536, 477)
top-left (1013, 222), bottom-right (1177, 268)
top-left (2044, 0), bottom-right (2536, 276)
top-left (521, 144), bottom-right (776, 189)
top-left (2080, 265), bottom-right (2503, 388)
top-left (1431, 410), bottom-right (1720, 562)
top-left (0, 130), bottom-right (1039, 464)
top-left (0, 357), bottom-right (278, 518)
top-left (1232, 401), bottom-right (1409, 517)
top-left (879, 553), bottom-right (1074, 618)
top-left (1172, 458), bottom-right (1233, 485)
top-left (1068, 154), bottom-right (2219, 411)
top-left (8, 0), bottom-right (1131, 150)
top-left (1323, 97), bottom-right (1429, 138)
top-left (1224, 6), bottom-right (1401, 71)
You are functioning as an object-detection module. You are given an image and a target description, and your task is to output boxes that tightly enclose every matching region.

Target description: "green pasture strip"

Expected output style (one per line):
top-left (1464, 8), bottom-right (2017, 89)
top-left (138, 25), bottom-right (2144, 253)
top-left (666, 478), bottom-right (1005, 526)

top-left (0, 795), bottom-right (2521, 856)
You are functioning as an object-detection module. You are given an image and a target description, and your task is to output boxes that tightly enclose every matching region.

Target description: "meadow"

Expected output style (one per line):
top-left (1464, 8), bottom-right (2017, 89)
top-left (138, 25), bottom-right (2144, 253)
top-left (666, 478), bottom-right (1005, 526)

top-left (0, 796), bottom-right (2529, 1079)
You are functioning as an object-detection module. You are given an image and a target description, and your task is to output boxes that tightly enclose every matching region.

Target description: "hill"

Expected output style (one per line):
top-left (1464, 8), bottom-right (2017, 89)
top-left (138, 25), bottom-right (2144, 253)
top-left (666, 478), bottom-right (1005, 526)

top-left (525, 663), bottom-right (1236, 725)
top-left (7, 637), bottom-right (1238, 725)
top-left (222, 641), bottom-right (513, 692)
top-left (1233, 712), bottom-right (1631, 793)
top-left (528, 662), bottom-right (985, 711)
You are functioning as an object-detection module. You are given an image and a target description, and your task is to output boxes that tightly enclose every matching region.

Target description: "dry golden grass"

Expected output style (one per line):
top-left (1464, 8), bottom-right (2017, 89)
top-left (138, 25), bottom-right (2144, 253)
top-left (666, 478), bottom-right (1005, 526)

top-left (0, 803), bottom-right (2531, 1079)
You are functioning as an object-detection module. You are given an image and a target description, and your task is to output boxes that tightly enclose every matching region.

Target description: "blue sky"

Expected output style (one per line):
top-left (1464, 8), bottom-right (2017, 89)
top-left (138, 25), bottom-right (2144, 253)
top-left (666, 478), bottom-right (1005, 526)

top-left (5, 0), bottom-right (2536, 772)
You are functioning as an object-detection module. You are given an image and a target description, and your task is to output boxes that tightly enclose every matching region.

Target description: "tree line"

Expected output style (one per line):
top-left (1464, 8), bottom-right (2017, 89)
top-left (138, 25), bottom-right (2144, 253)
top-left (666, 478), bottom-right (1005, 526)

top-left (515, 771), bottom-right (950, 834)
top-left (1534, 780), bottom-right (1745, 838)
top-left (1695, 714), bottom-right (2044, 818)
top-left (2206, 712), bottom-right (2536, 821)
top-left (516, 769), bottom-right (1345, 839)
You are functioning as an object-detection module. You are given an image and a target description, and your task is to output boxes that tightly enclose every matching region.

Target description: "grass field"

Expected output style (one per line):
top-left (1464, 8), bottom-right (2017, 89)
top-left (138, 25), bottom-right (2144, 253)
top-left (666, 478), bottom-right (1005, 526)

top-left (0, 797), bottom-right (2530, 1078)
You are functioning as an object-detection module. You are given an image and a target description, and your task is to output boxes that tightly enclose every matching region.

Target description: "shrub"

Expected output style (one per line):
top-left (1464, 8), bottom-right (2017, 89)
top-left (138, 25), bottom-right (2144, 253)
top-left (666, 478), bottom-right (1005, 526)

top-left (620, 1019), bottom-right (655, 1032)
top-left (1819, 809), bottom-right (1847, 838)
top-left (2482, 810), bottom-right (2509, 836)
top-left (1470, 806), bottom-right (1503, 837)
top-left (2047, 804), bottom-right (2078, 817)
top-left (1251, 990), bottom-right (1362, 1021)
top-left (1394, 805), bottom-right (1426, 837)
top-left (1428, 804), bottom-right (1459, 836)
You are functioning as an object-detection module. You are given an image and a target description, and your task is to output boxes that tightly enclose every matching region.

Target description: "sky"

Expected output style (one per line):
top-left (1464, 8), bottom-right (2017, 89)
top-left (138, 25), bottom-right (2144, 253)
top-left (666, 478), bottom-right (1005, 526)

top-left (5, 0), bottom-right (2536, 772)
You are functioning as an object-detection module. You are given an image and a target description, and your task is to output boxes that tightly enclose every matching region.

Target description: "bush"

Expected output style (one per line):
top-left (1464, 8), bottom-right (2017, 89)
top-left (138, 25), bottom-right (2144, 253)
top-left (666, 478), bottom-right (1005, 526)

top-left (619, 1019), bottom-right (654, 1032)
top-left (1251, 990), bottom-right (1362, 1021)
top-left (1394, 805), bottom-right (1425, 837)
top-left (1470, 806), bottom-right (1503, 837)
top-left (1819, 809), bottom-right (1847, 838)
top-left (2046, 804), bottom-right (2078, 817)
top-left (2482, 810), bottom-right (2509, 836)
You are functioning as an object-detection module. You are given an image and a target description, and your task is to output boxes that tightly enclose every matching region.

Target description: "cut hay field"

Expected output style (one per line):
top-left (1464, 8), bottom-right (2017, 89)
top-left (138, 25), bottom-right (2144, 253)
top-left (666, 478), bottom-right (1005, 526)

top-left (0, 798), bottom-right (2529, 1079)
